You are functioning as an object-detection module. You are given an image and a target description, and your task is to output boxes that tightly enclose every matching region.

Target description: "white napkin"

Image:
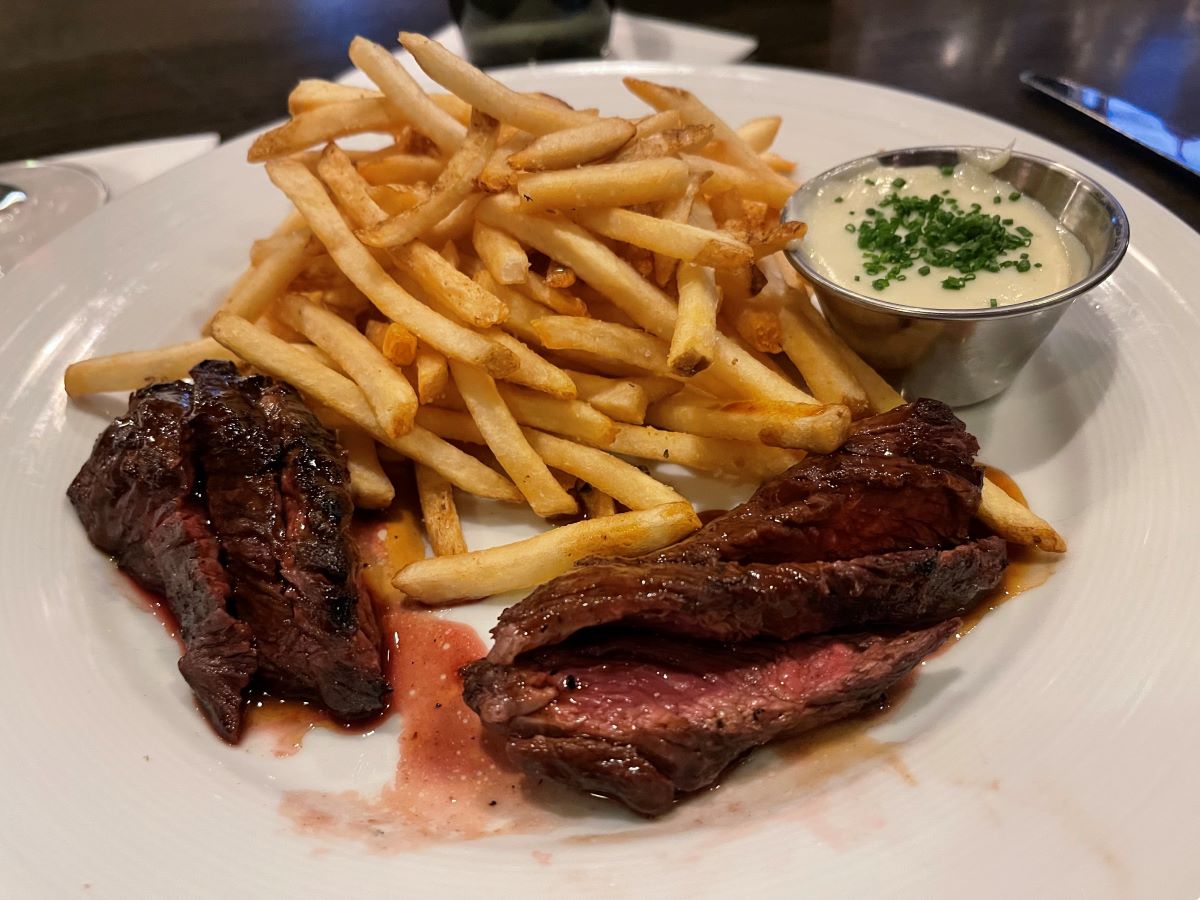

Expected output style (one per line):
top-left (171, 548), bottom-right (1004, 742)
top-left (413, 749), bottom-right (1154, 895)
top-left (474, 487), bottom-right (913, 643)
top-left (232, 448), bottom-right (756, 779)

top-left (337, 13), bottom-right (756, 87)
top-left (39, 133), bottom-right (221, 199)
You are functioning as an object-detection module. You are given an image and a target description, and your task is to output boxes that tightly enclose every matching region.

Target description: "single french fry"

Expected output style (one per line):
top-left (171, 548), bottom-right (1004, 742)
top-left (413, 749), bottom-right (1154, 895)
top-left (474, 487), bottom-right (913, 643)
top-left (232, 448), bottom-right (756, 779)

top-left (682, 154), bottom-right (795, 207)
top-left (359, 109), bottom-right (499, 248)
top-left (248, 98), bottom-right (405, 162)
top-left (400, 32), bottom-right (593, 135)
top-left (625, 77), bottom-right (794, 195)
top-left (266, 159), bottom-right (515, 376)
top-left (369, 183), bottom-right (430, 215)
top-left (310, 406), bottom-right (395, 509)
top-left (415, 344), bottom-right (449, 404)
top-left (516, 270), bottom-right (587, 316)
top-left (414, 463), bottom-right (468, 556)
top-left (516, 158), bottom-right (690, 210)
top-left (361, 319), bottom-right (417, 366)
top-left (476, 194), bottom-right (815, 403)
top-left (486, 330), bottom-right (576, 399)
top-left (651, 174), bottom-right (703, 286)
top-left (724, 291), bottom-right (784, 354)
top-left (451, 360), bottom-right (577, 518)
top-left (287, 79), bottom-right (382, 116)
top-left (533, 315), bottom-right (674, 376)
top-left (316, 142), bottom-right (384, 227)
top-left (277, 294), bottom-right (417, 438)
top-left (208, 228), bottom-right (312, 329)
top-left (472, 220), bottom-right (529, 284)
top-left (564, 370), bottom-right (649, 424)
top-left (978, 478), bottom-right (1068, 553)
top-left (477, 133), bottom-right (533, 192)
top-left (422, 193), bottom-right (484, 245)
top-left (569, 206), bottom-right (751, 269)
top-left (64, 337), bottom-right (240, 397)
top-left (669, 259), bottom-right (720, 377)
top-left (209, 313), bottom-right (520, 501)
top-left (544, 261), bottom-right (576, 289)
top-left (581, 487), bottom-right (617, 518)
top-left (761, 151), bottom-right (796, 174)
top-left (632, 109), bottom-right (684, 137)
top-left (348, 36), bottom-right (466, 155)
top-left (475, 270), bottom-right (551, 345)
top-left (611, 124), bottom-right (714, 163)
top-left (430, 91), bottom-right (472, 125)
top-left (523, 429), bottom-right (685, 509)
top-left (393, 502), bottom-right (700, 603)
top-left (778, 302), bottom-right (869, 416)
top-left (606, 423), bottom-right (801, 481)
top-left (647, 393), bottom-right (850, 453)
top-left (390, 240), bottom-right (507, 327)
top-left (508, 118), bottom-right (636, 170)
top-left (494, 382), bottom-right (618, 446)
top-left (736, 115), bottom-right (781, 153)
top-left (357, 154), bottom-right (445, 185)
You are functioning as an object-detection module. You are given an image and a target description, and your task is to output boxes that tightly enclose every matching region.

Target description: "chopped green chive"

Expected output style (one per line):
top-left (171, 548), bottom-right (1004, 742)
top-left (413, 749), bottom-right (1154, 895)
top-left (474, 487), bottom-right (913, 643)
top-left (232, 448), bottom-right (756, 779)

top-left (1015, 225), bottom-right (1032, 237)
top-left (993, 195), bottom-right (1003, 204)
top-left (864, 178), bottom-right (876, 185)
top-left (1016, 259), bottom-right (1031, 272)
top-left (1034, 262), bottom-right (1042, 268)
top-left (834, 196), bottom-right (844, 203)
top-left (989, 298), bottom-right (999, 308)
top-left (940, 165), bottom-right (955, 176)
top-left (854, 275), bottom-right (860, 281)
top-left (918, 265), bottom-right (931, 276)
top-left (1001, 218), bottom-right (1013, 225)
top-left (892, 177), bottom-right (907, 188)
top-left (942, 276), bottom-right (965, 290)
top-left (1009, 191), bottom-right (1022, 201)
top-left (845, 223), bottom-right (856, 232)
top-left (872, 278), bottom-right (889, 290)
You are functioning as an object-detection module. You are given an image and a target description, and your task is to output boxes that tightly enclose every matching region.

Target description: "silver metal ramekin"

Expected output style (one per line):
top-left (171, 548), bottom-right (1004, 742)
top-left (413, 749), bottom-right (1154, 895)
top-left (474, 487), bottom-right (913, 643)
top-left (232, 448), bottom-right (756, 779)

top-left (782, 146), bottom-right (1130, 407)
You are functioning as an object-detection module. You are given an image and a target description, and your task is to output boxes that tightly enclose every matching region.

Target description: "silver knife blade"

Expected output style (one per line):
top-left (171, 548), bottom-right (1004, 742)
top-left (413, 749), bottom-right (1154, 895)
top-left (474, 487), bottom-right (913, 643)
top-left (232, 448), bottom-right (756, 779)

top-left (1020, 71), bottom-right (1200, 178)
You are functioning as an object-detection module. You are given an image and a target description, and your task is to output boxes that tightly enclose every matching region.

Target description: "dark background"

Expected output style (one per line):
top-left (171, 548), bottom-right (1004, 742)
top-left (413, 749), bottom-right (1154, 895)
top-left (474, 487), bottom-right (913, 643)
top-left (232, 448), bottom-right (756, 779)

top-left (2, 0), bottom-right (1196, 229)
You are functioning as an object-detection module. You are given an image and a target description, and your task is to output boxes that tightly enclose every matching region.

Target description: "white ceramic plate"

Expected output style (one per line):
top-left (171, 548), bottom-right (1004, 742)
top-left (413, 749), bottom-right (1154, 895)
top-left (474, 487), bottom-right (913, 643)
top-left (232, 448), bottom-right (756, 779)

top-left (2, 62), bottom-right (1198, 899)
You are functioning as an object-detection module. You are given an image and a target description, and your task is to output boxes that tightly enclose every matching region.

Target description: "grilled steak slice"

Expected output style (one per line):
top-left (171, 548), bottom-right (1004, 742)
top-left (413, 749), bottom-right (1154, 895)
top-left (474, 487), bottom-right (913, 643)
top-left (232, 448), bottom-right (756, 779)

top-left (67, 381), bottom-right (256, 740)
top-left (189, 361), bottom-right (387, 720)
top-left (489, 537), bottom-right (1005, 663)
top-left (463, 622), bottom-right (957, 815)
top-left (652, 399), bottom-right (982, 566)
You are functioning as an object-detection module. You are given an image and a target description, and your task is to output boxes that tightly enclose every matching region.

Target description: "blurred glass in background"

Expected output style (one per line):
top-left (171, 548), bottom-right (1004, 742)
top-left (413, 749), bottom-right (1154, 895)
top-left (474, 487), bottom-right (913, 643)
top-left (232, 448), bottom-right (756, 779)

top-left (450, 0), bottom-right (614, 67)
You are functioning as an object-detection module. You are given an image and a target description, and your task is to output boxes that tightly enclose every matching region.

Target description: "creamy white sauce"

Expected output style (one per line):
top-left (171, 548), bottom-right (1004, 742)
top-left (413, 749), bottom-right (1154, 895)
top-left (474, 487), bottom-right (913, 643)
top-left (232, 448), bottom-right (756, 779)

top-left (800, 163), bottom-right (1090, 310)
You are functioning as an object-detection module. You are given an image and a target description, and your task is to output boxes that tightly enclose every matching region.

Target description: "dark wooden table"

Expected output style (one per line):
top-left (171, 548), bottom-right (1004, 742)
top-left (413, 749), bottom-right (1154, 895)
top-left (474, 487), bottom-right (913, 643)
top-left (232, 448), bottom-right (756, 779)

top-left (2, 0), bottom-right (1196, 230)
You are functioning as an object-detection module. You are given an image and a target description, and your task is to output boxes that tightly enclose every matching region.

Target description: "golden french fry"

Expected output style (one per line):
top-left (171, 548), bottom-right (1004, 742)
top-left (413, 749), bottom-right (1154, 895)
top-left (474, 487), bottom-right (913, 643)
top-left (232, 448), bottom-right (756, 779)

top-left (400, 31), bottom-right (593, 135)
top-left (606, 423), bottom-right (801, 481)
top-left (515, 270), bottom-right (587, 316)
top-left (495, 382), bottom-right (618, 446)
top-left (978, 478), bottom-right (1067, 553)
top-left (564, 370), bottom-right (649, 424)
top-left (523, 430), bottom-right (685, 509)
top-left (287, 79), bottom-right (382, 116)
top-left (277, 294), bottom-right (417, 438)
top-left (265, 159), bottom-right (516, 376)
top-left (516, 158), bottom-right (690, 210)
top-left (357, 154), bottom-right (445, 185)
top-left (348, 36), bottom-right (466, 155)
top-left (533, 315), bottom-right (674, 376)
top-left (475, 271), bottom-right (551, 345)
top-left (421, 193), bottom-right (484, 245)
top-left (651, 174), bottom-right (703, 286)
top-left (472, 220), bottom-right (530, 284)
top-left (364, 319), bottom-right (419, 366)
top-left (647, 394), bottom-right (850, 453)
top-left (64, 337), bottom-right (240, 397)
top-left (581, 487), bottom-right (617, 518)
top-left (669, 261), bottom-right (720, 377)
top-left (543, 261), bottom-right (576, 289)
top-left (778, 302), bottom-right (869, 416)
top-left (682, 154), bottom-right (795, 207)
top-left (486, 330), bottom-right (576, 399)
top-left (359, 109), bottom-right (499, 248)
top-left (631, 109), bottom-right (684, 137)
top-left (209, 313), bottom-right (521, 502)
top-left (248, 98), bottom-right (405, 162)
top-left (369, 183), bottom-right (430, 215)
top-left (611, 124), bottom-right (714, 163)
top-left (508, 118), bottom-right (636, 170)
top-left (316, 142), bottom-right (383, 228)
top-left (569, 205), bottom-right (752, 269)
top-left (761, 151), bottom-right (796, 174)
top-left (208, 228), bottom-right (312, 329)
top-left (625, 77), bottom-right (793, 195)
top-left (414, 463), bottom-right (468, 556)
top-left (724, 291), bottom-right (784, 354)
top-left (390, 240), bottom-right (507, 327)
top-left (451, 360), bottom-right (577, 518)
top-left (415, 344), bottom-right (450, 404)
top-left (429, 91), bottom-right (472, 125)
top-left (726, 219), bottom-right (808, 258)
top-left (393, 502), bottom-right (700, 604)
top-left (476, 134), bottom-right (533, 192)
top-left (736, 115), bottom-right (781, 153)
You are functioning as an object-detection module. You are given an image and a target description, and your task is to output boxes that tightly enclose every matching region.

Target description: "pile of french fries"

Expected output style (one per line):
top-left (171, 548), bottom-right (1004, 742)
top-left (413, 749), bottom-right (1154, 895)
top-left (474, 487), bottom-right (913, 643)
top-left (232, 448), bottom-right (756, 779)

top-left (63, 32), bottom-right (1065, 606)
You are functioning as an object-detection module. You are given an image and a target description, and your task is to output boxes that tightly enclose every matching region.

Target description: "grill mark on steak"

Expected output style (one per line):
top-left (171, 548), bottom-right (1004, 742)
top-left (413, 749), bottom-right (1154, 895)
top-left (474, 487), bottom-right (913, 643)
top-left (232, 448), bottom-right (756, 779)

top-left (649, 398), bottom-right (981, 566)
top-left (189, 362), bottom-right (387, 720)
top-left (464, 622), bottom-right (957, 816)
top-left (67, 381), bottom-right (257, 740)
top-left (489, 537), bottom-right (1006, 663)
top-left (68, 361), bottom-right (387, 740)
